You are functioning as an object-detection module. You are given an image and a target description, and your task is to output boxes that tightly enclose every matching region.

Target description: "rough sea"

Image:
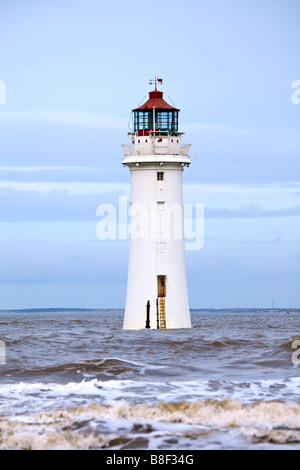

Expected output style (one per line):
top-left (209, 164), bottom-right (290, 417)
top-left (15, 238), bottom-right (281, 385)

top-left (0, 309), bottom-right (299, 450)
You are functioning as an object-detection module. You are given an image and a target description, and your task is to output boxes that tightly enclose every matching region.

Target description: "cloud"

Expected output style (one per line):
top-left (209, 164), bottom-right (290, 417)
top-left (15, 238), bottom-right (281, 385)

top-left (0, 239), bottom-right (128, 284)
top-left (186, 251), bottom-right (300, 308)
top-left (0, 181), bottom-right (299, 223)
top-left (184, 182), bottom-right (300, 197)
top-left (0, 166), bottom-right (96, 172)
top-left (0, 183), bottom-right (130, 222)
top-left (182, 121), bottom-right (255, 140)
top-left (204, 203), bottom-right (300, 219)
top-left (0, 181), bottom-right (129, 195)
top-left (0, 110), bottom-right (128, 129)
top-left (183, 121), bottom-right (233, 134)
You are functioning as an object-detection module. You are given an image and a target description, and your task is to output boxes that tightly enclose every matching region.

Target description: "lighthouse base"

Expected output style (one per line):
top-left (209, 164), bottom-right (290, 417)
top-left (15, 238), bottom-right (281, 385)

top-left (123, 261), bottom-right (191, 330)
top-left (123, 301), bottom-right (191, 331)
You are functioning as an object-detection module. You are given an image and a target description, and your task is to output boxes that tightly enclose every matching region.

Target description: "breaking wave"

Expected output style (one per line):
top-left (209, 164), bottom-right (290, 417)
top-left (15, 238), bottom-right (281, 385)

top-left (2, 357), bottom-right (162, 382)
top-left (0, 377), bottom-right (299, 449)
top-left (1, 398), bottom-right (300, 450)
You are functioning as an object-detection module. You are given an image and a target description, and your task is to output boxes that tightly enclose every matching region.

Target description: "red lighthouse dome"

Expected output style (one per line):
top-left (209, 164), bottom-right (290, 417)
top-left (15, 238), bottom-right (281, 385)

top-left (132, 78), bottom-right (179, 136)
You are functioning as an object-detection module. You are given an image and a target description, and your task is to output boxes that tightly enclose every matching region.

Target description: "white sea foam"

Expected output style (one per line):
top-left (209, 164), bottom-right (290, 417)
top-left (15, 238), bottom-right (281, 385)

top-left (0, 376), bottom-right (299, 420)
top-left (1, 375), bottom-right (300, 404)
top-left (1, 397), bottom-right (300, 450)
top-left (0, 377), bottom-right (300, 449)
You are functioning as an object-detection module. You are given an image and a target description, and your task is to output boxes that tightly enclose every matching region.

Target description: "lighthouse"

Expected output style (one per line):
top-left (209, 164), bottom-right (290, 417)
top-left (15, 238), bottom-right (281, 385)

top-left (122, 78), bottom-right (192, 330)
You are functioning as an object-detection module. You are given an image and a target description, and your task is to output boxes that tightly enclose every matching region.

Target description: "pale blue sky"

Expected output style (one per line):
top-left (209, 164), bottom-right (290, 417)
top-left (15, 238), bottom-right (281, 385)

top-left (0, 0), bottom-right (299, 309)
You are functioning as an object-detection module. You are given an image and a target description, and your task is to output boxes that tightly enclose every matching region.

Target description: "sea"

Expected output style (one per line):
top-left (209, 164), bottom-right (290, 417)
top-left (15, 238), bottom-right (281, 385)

top-left (0, 308), bottom-right (299, 451)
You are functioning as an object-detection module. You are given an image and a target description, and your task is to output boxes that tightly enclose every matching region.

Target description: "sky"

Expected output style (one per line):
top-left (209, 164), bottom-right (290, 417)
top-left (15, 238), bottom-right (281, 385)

top-left (0, 0), bottom-right (299, 309)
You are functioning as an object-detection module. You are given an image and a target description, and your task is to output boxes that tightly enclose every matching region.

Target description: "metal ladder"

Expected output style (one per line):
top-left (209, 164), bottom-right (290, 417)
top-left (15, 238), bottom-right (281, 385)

top-left (159, 297), bottom-right (166, 329)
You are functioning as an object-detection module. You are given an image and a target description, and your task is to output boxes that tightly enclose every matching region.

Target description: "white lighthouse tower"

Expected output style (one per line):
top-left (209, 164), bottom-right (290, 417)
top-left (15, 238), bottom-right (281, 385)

top-left (122, 78), bottom-right (192, 330)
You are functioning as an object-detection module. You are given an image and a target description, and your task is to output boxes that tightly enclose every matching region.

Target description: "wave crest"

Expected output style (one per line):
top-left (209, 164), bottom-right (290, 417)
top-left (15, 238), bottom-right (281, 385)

top-left (1, 398), bottom-right (299, 449)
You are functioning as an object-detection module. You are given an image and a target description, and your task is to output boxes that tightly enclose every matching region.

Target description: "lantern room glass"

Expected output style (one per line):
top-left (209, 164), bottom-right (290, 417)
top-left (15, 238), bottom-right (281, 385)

top-left (134, 110), bottom-right (178, 135)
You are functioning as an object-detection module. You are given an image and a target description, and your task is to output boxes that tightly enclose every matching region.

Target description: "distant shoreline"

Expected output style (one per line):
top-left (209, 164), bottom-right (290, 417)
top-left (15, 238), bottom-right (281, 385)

top-left (0, 308), bottom-right (298, 313)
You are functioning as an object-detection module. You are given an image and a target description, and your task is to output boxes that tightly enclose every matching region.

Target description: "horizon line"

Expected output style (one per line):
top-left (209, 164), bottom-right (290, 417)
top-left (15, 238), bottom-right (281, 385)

top-left (0, 307), bottom-right (297, 313)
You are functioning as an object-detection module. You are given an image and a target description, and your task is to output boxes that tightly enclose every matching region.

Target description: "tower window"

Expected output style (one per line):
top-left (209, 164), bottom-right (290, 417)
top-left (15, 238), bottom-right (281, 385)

top-left (157, 172), bottom-right (164, 181)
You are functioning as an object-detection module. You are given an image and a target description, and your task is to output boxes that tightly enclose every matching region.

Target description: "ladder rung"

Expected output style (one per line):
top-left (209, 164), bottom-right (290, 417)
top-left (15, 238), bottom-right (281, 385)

top-left (159, 297), bottom-right (166, 329)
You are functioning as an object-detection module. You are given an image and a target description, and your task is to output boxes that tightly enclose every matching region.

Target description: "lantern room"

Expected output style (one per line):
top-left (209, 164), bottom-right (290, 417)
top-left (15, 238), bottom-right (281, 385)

top-left (133, 86), bottom-right (179, 137)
